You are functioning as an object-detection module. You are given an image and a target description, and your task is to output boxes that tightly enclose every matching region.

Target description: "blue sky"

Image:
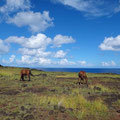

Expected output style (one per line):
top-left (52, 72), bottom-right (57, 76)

top-left (0, 0), bottom-right (120, 68)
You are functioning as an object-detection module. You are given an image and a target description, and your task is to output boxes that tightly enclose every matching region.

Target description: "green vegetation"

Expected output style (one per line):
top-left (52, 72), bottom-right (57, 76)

top-left (0, 67), bottom-right (120, 120)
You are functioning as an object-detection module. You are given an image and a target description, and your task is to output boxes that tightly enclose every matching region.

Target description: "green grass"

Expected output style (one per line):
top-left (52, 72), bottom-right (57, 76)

top-left (0, 67), bottom-right (119, 120)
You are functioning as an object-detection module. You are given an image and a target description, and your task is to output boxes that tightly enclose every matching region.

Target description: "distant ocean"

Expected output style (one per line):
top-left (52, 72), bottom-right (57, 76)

top-left (36, 68), bottom-right (120, 74)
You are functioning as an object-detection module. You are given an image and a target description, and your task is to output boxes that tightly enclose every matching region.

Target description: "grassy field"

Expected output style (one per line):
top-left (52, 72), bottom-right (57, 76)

top-left (0, 66), bottom-right (120, 120)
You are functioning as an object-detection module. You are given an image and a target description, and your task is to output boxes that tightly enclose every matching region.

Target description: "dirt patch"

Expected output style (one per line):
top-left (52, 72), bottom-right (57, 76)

top-left (0, 89), bottom-right (20, 95)
top-left (23, 114), bottom-right (34, 120)
top-left (88, 77), bottom-right (120, 90)
top-left (100, 81), bottom-right (120, 89)
top-left (93, 86), bottom-right (101, 91)
top-left (21, 84), bottom-right (28, 87)
top-left (50, 89), bottom-right (57, 92)
top-left (86, 92), bottom-right (120, 108)
top-left (0, 106), bottom-right (77, 120)
top-left (87, 95), bottom-right (100, 101)
top-left (56, 77), bottom-right (77, 80)
top-left (90, 77), bottom-right (120, 80)
top-left (56, 76), bottom-right (120, 84)
top-left (24, 87), bottom-right (48, 93)
top-left (103, 93), bottom-right (120, 106)
top-left (36, 108), bottom-right (77, 120)
top-left (90, 77), bottom-right (120, 83)
top-left (87, 92), bottom-right (120, 103)
top-left (0, 110), bottom-right (8, 116)
top-left (19, 106), bottom-right (77, 120)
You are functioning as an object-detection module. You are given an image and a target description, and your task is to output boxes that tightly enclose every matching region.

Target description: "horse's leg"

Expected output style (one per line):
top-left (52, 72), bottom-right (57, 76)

top-left (85, 77), bottom-right (88, 87)
top-left (78, 77), bottom-right (81, 85)
top-left (28, 74), bottom-right (30, 81)
top-left (78, 77), bottom-right (79, 83)
top-left (22, 75), bottom-right (25, 81)
top-left (80, 77), bottom-right (84, 85)
top-left (79, 77), bottom-right (82, 85)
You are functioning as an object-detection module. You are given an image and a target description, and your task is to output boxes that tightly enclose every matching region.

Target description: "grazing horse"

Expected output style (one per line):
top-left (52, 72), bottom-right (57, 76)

top-left (20, 69), bottom-right (33, 81)
top-left (78, 71), bottom-right (88, 87)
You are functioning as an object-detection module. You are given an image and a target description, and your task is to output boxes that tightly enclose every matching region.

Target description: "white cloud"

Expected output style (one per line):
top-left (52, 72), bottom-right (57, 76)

top-left (16, 55), bottom-right (32, 64)
top-left (78, 60), bottom-right (86, 66)
top-left (54, 50), bottom-right (66, 58)
top-left (0, 0), bottom-right (53, 33)
top-left (2, 54), bottom-right (16, 64)
top-left (52, 0), bottom-right (120, 17)
top-left (2, 33), bottom-right (77, 66)
top-left (7, 11), bottom-right (53, 32)
top-left (38, 58), bottom-right (52, 65)
top-left (5, 33), bottom-right (52, 50)
top-left (22, 33), bottom-right (52, 49)
top-left (2, 59), bottom-right (7, 64)
top-left (16, 56), bottom-right (76, 66)
top-left (5, 36), bottom-right (26, 44)
top-left (19, 48), bottom-right (51, 57)
top-left (102, 61), bottom-right (116, 67)
top-left (0, 39), bottom-right (9, 54)
top-left (16, 55), bottom-right (52, 66)
top-left (9, 55), bottom-right (16, 62)
top-left (5, 33), bottom-right (75, 50)
top-left (59, 58), bottom-right (75, 65)
top-left (0, 0), bottom-right (30, 14)
top-left (99, 35), bottom-right (120, 51)
top-left (52, 34), bottom-right (75, 47)
top-left (77, 60), bottom-right (94, 67)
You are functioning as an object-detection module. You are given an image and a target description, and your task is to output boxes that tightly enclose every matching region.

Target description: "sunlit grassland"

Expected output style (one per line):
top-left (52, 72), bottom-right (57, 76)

top-left (0, 66), bottom-right (119, 120)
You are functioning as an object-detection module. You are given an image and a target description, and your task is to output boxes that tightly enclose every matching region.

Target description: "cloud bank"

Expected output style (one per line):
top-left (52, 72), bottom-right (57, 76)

top-left (102, 61), bottom-right (116, 67)
top-left (7, 11), bottom-right (53, 32)
top-left (52, 0), bottom-right (120, 17)
top-left (0, 0), bottom-right (30, 14)
top-left (0, 39), bottom-right (9, 54)
top-left (99, 35), bottom-right (120, 51)
top-left (0, 0), bottom-right (53, 33)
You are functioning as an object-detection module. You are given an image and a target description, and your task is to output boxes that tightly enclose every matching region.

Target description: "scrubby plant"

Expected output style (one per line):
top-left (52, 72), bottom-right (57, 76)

top-left (90, 84), bottom-right (111, 92)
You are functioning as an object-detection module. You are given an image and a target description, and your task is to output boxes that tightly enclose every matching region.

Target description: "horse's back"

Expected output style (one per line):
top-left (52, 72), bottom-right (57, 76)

top-left (78, 71), bottom-right (87, 77)
top-left (21, 69), bottom-right (30, 75)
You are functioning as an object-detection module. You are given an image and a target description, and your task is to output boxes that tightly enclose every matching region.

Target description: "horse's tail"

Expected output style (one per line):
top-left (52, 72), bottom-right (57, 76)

top-left (30, 70), bottom-right (34, 76)
top-left (31, 73), bottom-right (34, 76)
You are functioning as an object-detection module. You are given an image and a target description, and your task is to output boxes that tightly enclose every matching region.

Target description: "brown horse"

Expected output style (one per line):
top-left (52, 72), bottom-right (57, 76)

top-left (20, 69), bottom-right (33, 81)
top-left (78, 71), bottom-right (88, 87)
